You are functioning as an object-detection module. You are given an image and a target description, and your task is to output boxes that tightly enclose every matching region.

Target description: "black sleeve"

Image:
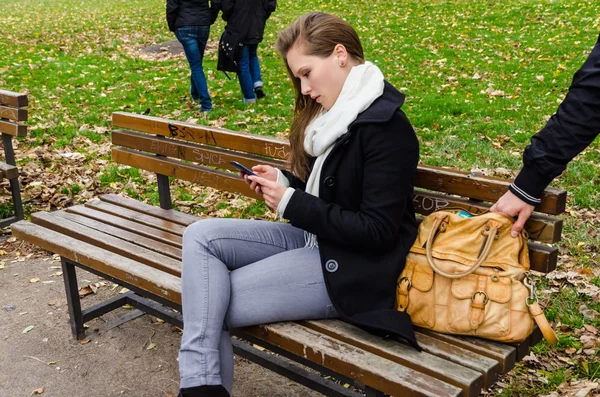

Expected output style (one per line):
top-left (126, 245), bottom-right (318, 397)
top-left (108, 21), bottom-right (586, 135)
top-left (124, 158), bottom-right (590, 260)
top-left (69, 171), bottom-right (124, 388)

top-left (210, 0), bottom-right (221, 24)
top-left (511, 34), bottom-right (600, 204)
top-left (221, 0), bottom-right (235, 21)
top-left (283, 112), bottom-right (419, 249)
top-left (263, 0), bottom-right (276, 16)
top-left (166, 0), bottom-right (179, 32)
top-left (281, 169), bottom-right (306, 190)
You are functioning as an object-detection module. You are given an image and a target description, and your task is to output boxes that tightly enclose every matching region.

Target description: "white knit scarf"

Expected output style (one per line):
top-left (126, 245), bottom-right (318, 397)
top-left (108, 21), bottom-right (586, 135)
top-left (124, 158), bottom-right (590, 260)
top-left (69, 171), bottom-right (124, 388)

top-left (303, 61), bottom-right (385, 247)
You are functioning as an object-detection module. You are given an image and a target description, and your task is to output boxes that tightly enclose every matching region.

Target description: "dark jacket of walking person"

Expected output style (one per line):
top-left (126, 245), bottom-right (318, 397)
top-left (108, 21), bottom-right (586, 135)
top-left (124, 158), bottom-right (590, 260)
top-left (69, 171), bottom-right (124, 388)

top-left (492, 34), bottom-right (600, 235)
top-left (220, 0), bottom-right (277, 103)
top-left (166, 0), bottom-right (220, 112)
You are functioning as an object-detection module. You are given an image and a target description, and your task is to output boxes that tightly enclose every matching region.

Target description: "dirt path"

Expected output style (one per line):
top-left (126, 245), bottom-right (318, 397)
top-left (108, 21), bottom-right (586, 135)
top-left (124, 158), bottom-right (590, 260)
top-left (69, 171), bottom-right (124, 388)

top-left (0, 241), bottom-right (322, 397)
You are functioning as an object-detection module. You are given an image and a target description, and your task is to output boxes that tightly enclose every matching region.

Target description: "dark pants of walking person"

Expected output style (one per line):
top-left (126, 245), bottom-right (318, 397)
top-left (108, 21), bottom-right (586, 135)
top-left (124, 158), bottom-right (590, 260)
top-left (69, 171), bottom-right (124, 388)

top-left (237, 44), bottom-right (264, 103)
top-left (175, 26), bottom-right (212, 112)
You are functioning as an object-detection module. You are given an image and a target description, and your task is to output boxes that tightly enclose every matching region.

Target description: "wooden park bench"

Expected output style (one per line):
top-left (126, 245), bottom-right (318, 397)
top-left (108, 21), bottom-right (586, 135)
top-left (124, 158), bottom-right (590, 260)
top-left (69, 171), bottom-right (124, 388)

top-left (0, 90), bottom-right (27, 228)
top-left (11, 112), bottom-right (566, 397)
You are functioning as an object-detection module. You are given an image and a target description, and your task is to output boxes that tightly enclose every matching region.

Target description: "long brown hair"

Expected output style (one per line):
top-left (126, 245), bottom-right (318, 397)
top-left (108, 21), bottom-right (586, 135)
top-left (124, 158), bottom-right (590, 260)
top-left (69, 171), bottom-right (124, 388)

top-left (276, 12), bottom-right (364, 180)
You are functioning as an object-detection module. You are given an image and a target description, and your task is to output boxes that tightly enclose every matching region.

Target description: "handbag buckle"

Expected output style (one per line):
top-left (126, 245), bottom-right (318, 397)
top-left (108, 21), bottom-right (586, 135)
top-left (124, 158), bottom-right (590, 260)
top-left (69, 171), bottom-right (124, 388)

top-left (398, 277), bottom-right (412, 291)
top-left (471, 290), bottom-right (489, 305)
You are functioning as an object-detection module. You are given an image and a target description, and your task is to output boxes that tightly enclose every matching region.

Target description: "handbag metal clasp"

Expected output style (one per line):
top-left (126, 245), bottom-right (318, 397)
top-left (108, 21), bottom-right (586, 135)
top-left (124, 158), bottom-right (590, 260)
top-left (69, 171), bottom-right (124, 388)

top-left (524, 274), bottom-right (538, 305)
top-left (471, 290), bottom-right (489, 305)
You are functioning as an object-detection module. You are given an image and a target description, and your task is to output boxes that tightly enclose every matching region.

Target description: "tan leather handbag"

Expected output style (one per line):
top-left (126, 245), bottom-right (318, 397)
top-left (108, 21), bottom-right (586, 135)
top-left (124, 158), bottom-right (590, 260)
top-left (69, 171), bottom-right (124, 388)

top-left (397, 210), bottom-right (558, 344)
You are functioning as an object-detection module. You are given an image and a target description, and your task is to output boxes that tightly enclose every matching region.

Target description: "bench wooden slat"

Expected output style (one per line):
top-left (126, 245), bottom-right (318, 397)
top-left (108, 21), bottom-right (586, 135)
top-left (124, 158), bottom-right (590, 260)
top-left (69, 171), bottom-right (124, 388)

top-left (0, 119), bottom-right (27, 136)
top-left (413, 189), bottom-right (562, 244)
top-left (415, 166), bottom-right (566, 215)
top-left (527, 243), bottom-right (558, 274)
top-left (111, 112), bottom-right (566, 215)
top-left (85, 199), bottom-right (187, 236)
top-left (32, 211), bottom-right (181, 276)
top-left (0, 105), bottom-right (27, 122)
top-left (112, 129), bottom-right (284, 171)
top-left (245, 322), bottom-right (463, 397)
top-left (66, 205), bottom-right (182, 247)
top-left (100, 194), bottom-right (200, 226)
top-left (0, 162), bottom-right (19, 179)
top-left (53, 211), bottom-right (182, 260)
top-left (303, 320), bottom-right (482, 397)
top-left (0, 90), bottom-right (28, 107)
top-left (415, 331), bottom-right (499, 388)
top-left (416, 329), bottom-right (517, 374)
top-left (10, 220), bottom-right (182, 305)
top-left (112, 147), bottom-right (262, 200)
top-left (112, 112), bottom-right (291, 161)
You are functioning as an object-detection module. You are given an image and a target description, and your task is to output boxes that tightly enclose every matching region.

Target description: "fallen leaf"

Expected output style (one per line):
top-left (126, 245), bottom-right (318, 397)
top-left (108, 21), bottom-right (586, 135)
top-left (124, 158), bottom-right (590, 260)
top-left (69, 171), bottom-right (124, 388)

top-left (31, 387), bottom-right (44, 395)
top-left (29, 278), bottom-right (40, 283)
top-left (146, 342), bottom-right (157, 350)
top-left (22, 325), bottom-right (34, 334)
top-left (79, 339), bottom-right (90, 345)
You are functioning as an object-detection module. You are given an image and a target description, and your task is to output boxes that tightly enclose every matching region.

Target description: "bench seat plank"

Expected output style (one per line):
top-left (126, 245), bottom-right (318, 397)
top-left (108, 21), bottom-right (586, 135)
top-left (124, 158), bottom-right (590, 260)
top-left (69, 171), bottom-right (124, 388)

top-left (66, 205), bottom-right (182, 247)
top-left (53, 211), bottom-right (182, 260)
top-left (10, 221), bottom-right (182, 305)
top-left (32, 212), bottom-right (181, 276)
top-left (303, 320), bottom-right (482, 397)
top-left (100, 194), bottom-right (200, 226)
top-left (244, 322), bottom-right (463, 397)
top-left (415, 331), bottom-right (499, 388)
top-left (417, 329), bottom-right (517, 374)
top-left (85, 199), bottom-right (187, 236)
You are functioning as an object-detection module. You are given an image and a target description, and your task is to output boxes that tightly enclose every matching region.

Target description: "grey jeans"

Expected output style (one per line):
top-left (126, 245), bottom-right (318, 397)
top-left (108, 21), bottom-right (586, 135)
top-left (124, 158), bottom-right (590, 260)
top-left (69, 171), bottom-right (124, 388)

top-left (179, 218), bottom-right (338, 392)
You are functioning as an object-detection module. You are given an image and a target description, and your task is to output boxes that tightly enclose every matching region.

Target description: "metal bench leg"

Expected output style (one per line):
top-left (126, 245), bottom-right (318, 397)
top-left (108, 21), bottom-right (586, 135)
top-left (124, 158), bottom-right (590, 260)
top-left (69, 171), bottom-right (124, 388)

top-left (61, 257), bottom-right (86, 340)
top-left (2, 133), bottom-right (24, 222)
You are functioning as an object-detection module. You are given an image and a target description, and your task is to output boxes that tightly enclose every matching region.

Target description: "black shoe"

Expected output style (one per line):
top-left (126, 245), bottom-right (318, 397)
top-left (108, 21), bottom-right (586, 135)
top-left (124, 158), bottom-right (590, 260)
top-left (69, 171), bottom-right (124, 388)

top-left (178, 385), bottom-right (230, 397)
top-left (254, 86), bottom-right (265, 99)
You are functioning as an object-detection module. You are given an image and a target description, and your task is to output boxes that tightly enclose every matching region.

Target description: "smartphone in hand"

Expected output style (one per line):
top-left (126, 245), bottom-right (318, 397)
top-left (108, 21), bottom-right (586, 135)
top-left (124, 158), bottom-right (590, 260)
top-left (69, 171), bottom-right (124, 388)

top-left (230, 161), bottom-right (257, 177)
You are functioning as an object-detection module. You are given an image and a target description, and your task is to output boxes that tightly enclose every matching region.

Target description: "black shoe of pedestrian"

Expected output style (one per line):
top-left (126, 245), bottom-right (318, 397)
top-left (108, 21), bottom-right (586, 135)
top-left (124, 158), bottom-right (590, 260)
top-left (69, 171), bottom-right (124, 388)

top-left (254, 86), bottom-right (265, 99)
top-left (178, 385), bottom-right (230, 397)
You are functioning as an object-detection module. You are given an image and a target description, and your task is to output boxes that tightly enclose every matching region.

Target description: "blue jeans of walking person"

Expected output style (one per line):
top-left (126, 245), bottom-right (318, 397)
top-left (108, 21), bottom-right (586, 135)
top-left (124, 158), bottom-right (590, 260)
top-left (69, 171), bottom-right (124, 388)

top-left (175, 26), bottom-right (212, 112)
top-left (179, 218), bottom-right (338, 393)
top-left (237, 43), bottom-right (263, 103)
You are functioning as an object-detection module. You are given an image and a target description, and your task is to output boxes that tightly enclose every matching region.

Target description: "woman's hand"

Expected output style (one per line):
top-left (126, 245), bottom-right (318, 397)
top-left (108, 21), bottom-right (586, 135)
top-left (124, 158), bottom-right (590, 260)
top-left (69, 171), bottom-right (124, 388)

top-left (241, 165), bottom-right (278, 194)
top-left (247, 175), bottom-right (287, 209)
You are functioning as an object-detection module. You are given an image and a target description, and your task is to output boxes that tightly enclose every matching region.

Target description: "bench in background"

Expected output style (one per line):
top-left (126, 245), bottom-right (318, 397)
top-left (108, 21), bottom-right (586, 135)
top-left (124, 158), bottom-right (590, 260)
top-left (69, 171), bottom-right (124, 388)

top-left (0, 89), bottom-right (27, 228)
top-left (12, 111), bottom-right (567, 397)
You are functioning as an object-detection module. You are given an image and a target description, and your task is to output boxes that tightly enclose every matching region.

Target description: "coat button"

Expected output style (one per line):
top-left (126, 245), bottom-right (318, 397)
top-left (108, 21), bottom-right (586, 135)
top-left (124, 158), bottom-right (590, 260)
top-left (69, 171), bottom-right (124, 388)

top-left (325, 260), bottom-right (339, 273)
top-left (324, 176), bottom-right (336, 187)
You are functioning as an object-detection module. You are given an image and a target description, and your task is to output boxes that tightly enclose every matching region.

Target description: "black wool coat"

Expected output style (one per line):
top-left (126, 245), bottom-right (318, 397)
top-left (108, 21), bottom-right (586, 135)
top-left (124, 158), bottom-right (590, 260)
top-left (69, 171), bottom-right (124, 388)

top-left (166, 0), bottom-right (218, 32)
top-left (281, 81), bottom-right (421, 349)
top-left (220, 0), bottom-right (276, 45)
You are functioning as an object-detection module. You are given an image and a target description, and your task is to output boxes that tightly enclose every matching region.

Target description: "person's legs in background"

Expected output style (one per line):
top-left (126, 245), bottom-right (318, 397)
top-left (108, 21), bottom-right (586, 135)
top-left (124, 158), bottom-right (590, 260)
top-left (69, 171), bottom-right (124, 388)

top-left (248, 44), bottom-right (265, 99)
top-left (237, 45), bottom-right (256, 104)
top-left (175, 26), bottom-right (212, 112)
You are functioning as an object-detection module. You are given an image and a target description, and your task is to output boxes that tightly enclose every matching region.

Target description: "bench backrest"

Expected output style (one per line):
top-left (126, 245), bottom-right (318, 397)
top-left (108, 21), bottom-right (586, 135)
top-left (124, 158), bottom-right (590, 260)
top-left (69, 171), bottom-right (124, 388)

top-left (0, 90), bottom-right (28, 137)
top-left (111, 112), bottom-right (566, 274)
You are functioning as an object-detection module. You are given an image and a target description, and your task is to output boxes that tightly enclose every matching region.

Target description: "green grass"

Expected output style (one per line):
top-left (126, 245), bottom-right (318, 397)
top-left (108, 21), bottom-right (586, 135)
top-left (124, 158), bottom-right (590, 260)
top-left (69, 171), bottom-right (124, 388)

top-left (1, 0), bottom-right (600, 395)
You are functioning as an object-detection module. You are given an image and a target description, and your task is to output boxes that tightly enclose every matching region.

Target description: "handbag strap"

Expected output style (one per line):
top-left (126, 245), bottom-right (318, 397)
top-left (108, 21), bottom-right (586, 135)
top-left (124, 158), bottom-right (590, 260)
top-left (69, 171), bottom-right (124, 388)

top-left (425, 215), bottom-right (501, 279)
top-left (528, 301), bottom-right (558, 344)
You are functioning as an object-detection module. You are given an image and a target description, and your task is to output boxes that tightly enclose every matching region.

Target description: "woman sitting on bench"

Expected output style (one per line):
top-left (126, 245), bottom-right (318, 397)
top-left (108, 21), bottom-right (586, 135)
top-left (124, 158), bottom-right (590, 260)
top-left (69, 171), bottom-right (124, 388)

top-left (178, 12), bottom-right (420, 397)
